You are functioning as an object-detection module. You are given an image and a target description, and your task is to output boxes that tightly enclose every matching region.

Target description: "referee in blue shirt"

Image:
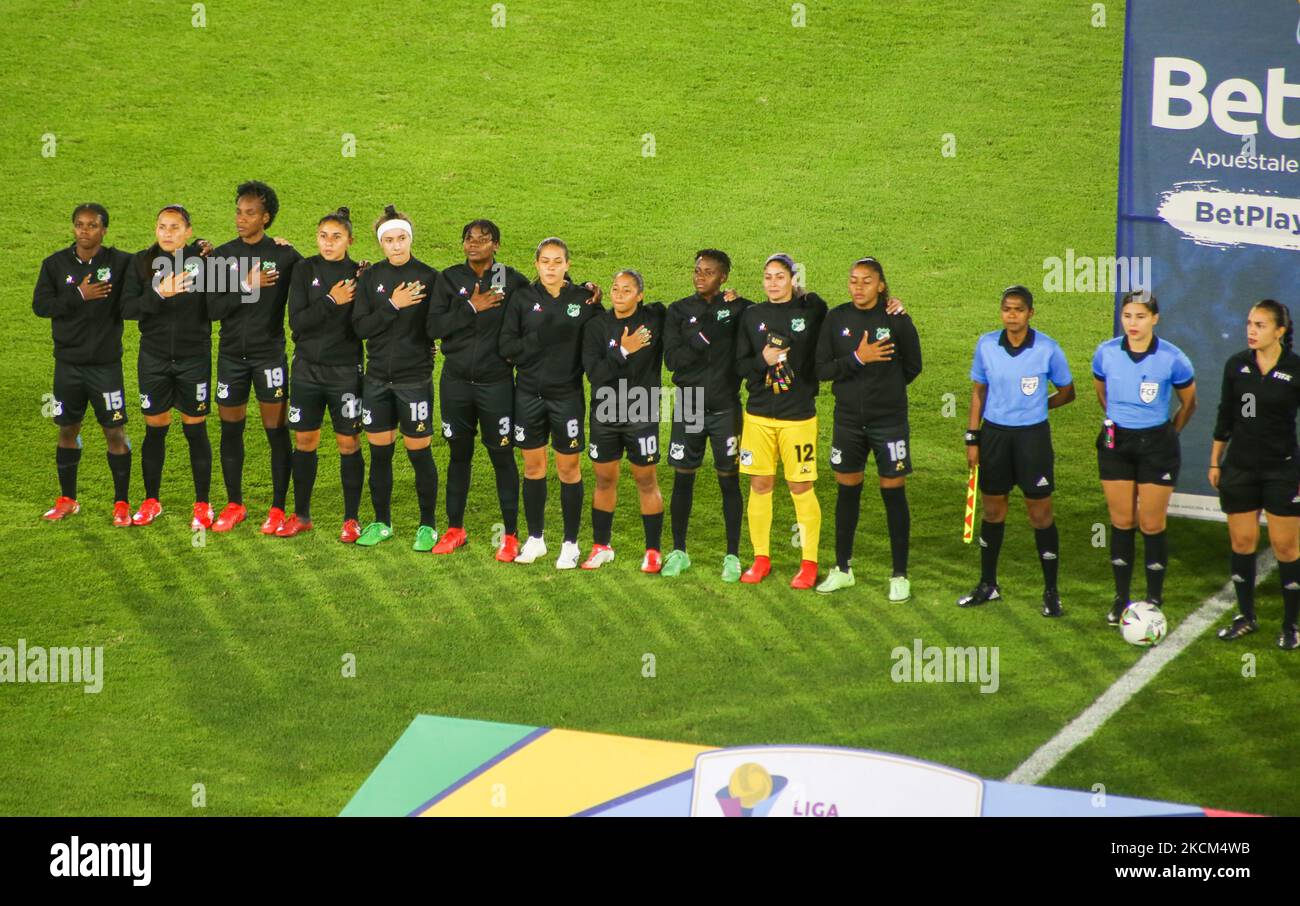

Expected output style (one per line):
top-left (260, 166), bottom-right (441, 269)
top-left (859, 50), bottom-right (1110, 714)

top-left (1092, 291), bottom-right (1197, 625)
top-left (960, 286), bottom-right (1075, 616)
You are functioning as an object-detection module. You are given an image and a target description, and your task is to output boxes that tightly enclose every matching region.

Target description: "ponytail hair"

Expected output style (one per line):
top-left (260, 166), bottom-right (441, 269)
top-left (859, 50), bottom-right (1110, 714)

top-left (319, 206), bottom-right (353, 236)
top-left (1254, 298), bottom-right (1293, 356)
top-left (373, 204), bottom-right (411, 234)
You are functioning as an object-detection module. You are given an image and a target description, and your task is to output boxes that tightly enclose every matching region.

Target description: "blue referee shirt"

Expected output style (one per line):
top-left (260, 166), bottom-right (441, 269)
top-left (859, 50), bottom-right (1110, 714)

top-left (1091, 335), bottom-right (1195, 429)
top-left (970, 328), bottom-right (1073, 427)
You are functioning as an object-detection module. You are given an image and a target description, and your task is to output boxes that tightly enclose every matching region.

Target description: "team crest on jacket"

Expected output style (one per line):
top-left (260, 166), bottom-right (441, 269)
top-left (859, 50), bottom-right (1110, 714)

top-left (876, 327), bottom-right (891, 341)
top-left (567, 303), bottom-right (581, 317)
top-left (716, 308), bottom-right (731, 321)
top-left (1139, 381), bottom-right (1159, 403)
top-left (96, 267), bottom-right (111, 281)
top-left (791, 318), bottom-right (806, 333)
top-left (1020, 376), bottom-right (1039, 396)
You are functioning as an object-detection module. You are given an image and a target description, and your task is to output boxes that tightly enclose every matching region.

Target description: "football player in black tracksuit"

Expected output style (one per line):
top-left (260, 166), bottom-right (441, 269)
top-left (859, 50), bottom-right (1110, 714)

top-left (350, 205), bottom-right (441, 552)
top-left (281, 206), bottom-right (368, 542)
top-left (659, 249), bottom-right (752, 582)
top-left (34, 203), bottom-right (134, 526)
top-left (1211, 300), bottom-right (1300, 650)
top-left (425, 219), bottom-right (529, 561)
top-left (580, 270), bottom-right (666, 573)
top-left (206, 181), bottom-right (303, 536)
top-left (499, 237), bottom-right (602, 569)
top-left (814, 257), bottom-right (922, 600)
top-left (120, 204), bottom-right (215, 530)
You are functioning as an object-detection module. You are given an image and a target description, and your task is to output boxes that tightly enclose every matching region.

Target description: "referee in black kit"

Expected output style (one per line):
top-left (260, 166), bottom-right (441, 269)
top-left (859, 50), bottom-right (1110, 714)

top-left (1211, 299), bottom-right (1300, 650)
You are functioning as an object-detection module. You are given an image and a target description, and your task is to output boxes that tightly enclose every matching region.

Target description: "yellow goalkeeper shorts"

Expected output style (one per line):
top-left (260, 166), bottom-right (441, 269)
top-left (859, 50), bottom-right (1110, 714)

top-left (739, 413), bottom-right (818, 482)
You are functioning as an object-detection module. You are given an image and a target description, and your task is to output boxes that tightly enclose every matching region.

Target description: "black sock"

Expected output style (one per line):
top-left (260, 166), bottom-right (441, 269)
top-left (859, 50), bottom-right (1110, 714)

top-left (406, 446), bottom-right (439, 527)
top-left (142, 424), bottom-right (169, 499)
top-left (1230, 551), bottom-right (1257, 620)
top-left (182, 422), bottom-right (211, 503)
top-left (106, 450), bottom-right (131, 504)
top-left (561, 480), bottom-right (583, 543)
top-left (369, 443), bottom-right (394, 525)
top-left (56, 446), bottom-right (81, 499)
top-left (1034, 522), bottom-right (1060, 592)
top-left (1143, 530), bottom-right (1168, 601)
top-left (592, 506), bottom-right (614, 545)
top-left (220, 419), bottom-right (245, 504)
top-left (880, 485), bottom-right (910, 576)
top-left (340, 449), bottom-right (364, 522)
top-left (670, 470), bottom-right (697, 551)
top-left (266, 425), bottom-right (292, 510)
top-left (1280, 558), bottom-right (1300, 627)
top-left (979, 520), bottom-right (1005, 585)
top-left (446, 438), bottom-right (473, 529)
top-left (719, 472), bottom-right (743, 557)
top-left (835, 482), bottom-right (863, 572)
top-left (1111, 527), bottom-right (1136, 602)
top-left (292, 449), bottom-right (318, 521)
top-left (643, 511), bottom-right (663, 551)
top-left (487, 447), bottom-right (519, 536)
top-left (522, 477), bottom-right (547, 537)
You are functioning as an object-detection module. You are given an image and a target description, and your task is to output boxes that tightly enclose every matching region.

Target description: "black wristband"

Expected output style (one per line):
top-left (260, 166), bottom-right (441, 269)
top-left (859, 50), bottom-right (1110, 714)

top-left (964, 430), bottom-right (981, 446)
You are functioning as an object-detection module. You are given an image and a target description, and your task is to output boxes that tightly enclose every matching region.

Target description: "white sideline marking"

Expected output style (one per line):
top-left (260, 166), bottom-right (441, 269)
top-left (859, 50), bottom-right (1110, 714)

top-left (1006, 551), bottom-right (1277, 785)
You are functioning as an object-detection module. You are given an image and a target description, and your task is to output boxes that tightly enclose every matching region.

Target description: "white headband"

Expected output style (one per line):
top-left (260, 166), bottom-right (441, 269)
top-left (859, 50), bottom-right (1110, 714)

top-left (376, 219), bottom-right (412, 242)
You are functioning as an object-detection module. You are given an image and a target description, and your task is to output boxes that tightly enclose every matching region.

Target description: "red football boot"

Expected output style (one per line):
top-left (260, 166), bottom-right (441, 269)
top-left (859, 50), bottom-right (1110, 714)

top-left (212, 502), bottom-right (246, 532)
top-left (260, 506), bottom-right (286, 535)
top-left (276, 514), bottom-right (312, 537)
top-left (43, 496), bottom-right (80, 521)
top-left (641, 549), bottom-right (663, 574)
top-left (495, 533), bottom-right (521, 562)
top-left (339, 519), bottom-right (361, 543)
top-left (191, 502), bottom-right (214, 531)
top-left (790, 559), bottom-right (819, 590)
top-left (431, 526), bottom-right (468, 554)
top-left (740, 555), bottom-right (771, 584)
top-left (112, 501), bottom-right (132, 528)
top-left (132, 498), bottom-right (162, 526)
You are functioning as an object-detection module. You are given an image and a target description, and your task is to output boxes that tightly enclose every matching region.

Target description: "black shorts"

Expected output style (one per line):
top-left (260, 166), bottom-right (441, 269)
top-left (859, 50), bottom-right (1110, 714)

top-left (361, 375), bottom-right (434, 437)
top-left (514, 388), bottom-right (584, 453)
top-left (52, 360), bottom-right (128, 427)
top-left (138, 351), bottom-right (211, 418)
top-left (667, 408), bottom-right (741, 471)
top-left (1218, 459), bottom-right (1300, 516)
top-left (216, 351), bottom-right (289, 407)
top-left (289, 358), bottom-right (363, 435)
top-left (1096, 421), bottom-right (1180, 486)
top-left (589, 420), bottom-right (660, 466)
top-left (440, 375), bottom-right (514, 450)
top-left (979, 420), bottom-right (1054, 498)
top-left (830, 415), bottom-right (912, 477)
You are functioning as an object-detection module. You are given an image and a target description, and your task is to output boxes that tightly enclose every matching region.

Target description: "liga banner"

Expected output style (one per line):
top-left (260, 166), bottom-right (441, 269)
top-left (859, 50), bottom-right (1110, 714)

top-left (1117, 0), bottom-right (1300, 518)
